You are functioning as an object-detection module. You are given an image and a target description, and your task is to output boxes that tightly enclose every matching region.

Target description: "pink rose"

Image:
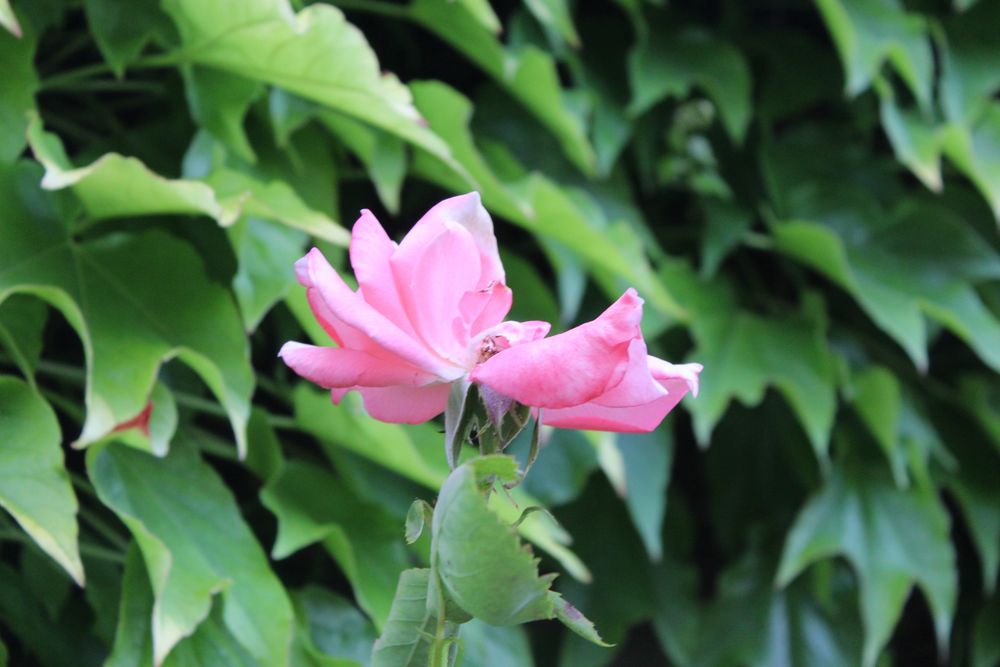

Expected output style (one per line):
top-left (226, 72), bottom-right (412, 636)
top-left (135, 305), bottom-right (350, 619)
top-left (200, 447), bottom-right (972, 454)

top-left (280, 192), bottom-right (700, 432)
top-left (470, 289), bottom-right (702, 433)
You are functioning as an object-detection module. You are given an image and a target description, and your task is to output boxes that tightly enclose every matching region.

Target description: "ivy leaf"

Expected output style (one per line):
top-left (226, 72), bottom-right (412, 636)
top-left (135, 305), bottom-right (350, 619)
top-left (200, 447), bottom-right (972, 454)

top-left (408, 81), bottom-right (683, 320)
top-left (770, 189), bottom-right (1000, 371)
top-left (0, 162), bottom-right (253, 453)
top-left (83, 0), bottom-right (164, 75)
top-left (408, 0), bottom-right (595, 174)
top-left (182, 67), bottom-right (261, 164)
top-left (0, 0), bottom-right (21, 37)
top-left (524, 0), bottom-right (581, 49)
top-left (28, 116), bottom-right (239, 225)
top-left (777, 453), bottom-right (957, 667)
top-left (88, 437), bottom-right (294, 666)
top-left (850, 366), bottom-right (951, 489)
top-left (940, 3), bottom-right (1000, 126)
top-left (973, 594), bottom-right (1000, 667)
top-left (0, 295), bottom-right (47, 386)
top-left (319, 111), bottom-right (406, 214)
top-left (0, 16), bottom-right (36, 163)
top-left (0, 376), bottom-right (82, 585)
top-left (294, 587), bottom-right (375, 666)
top-left (654, 547), bottom-right (864, 667)
top-left (815, 0), bottom-right (933, 108)
top-left (617, 429), bottom-right (672, 561)
top-left (260, 461), bottom-right (409, 628)
top-left (162, 0), bottom-right (456, 167)
top-left (228, 217), bottom-right (307, 332)
top-left (628, 26), bottom-right (752, 141)
top-left (663, 261), bottom-right (836, 460)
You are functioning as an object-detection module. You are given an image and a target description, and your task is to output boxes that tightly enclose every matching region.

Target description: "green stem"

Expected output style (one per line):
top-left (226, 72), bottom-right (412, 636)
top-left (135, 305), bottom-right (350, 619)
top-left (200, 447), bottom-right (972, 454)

top-left (331, 0), bottom-right (409, 19)
top-left (427, 572), bottom-right (454, 667)
top-left (0, 528), bottom-right (124, 565)
top-left (79, 506), bottom-right (129, 551)
top-left (39, 52), bottom-right (184, 91)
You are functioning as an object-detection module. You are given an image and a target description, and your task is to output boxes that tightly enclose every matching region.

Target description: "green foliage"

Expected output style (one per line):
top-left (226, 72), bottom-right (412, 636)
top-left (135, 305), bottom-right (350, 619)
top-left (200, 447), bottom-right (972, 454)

top-left (1, 0), bottom-right (998, 665)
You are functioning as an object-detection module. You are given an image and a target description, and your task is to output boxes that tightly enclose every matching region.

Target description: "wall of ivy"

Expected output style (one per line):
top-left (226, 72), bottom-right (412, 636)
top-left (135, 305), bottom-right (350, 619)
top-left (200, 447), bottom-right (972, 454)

top-left (0, 0), bottom-right (998, 665)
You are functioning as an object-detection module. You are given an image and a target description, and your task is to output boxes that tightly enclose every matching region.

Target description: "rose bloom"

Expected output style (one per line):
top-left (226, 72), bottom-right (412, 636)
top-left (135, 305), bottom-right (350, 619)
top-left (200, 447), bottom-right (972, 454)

top-left (280, 193), bottom-right (700, 432)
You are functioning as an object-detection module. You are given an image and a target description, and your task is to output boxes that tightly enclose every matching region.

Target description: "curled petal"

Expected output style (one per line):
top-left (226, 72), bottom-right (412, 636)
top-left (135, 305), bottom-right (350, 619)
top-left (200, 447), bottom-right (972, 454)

top-left (393, 222), bottom-right (482, 362)
top-left (296, 248), bottom-right (461, 380)
top-left (279, 342), bottom-right (434, 388)
top-left (541, 358), bottom-right (701, 432)
top-left (470, 290), bottom-right (643, 408)
top-left (354, 384), bottom-right (451, 423)
top-left (402, 192), bottom-right (505, 287)
top-left (349, 210), bottom-right (414, 335)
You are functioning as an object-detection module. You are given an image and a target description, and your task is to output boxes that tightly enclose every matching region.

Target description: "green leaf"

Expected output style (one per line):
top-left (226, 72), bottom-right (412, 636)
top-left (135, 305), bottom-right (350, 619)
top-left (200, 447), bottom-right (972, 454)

top-left (524, 0), bottom-right (580, 49)
top-left (700, 197), bottom-right (753, 278)
top-left (261, 460), bottom-right (408, 628)
top-left (0, 376), bottom-right (82, 584)
top-left (182, 67), bottom-right (261, 164)
top-left (162, 0), bottom-right (456, 166)
top-left (432, 458), bottom-right (555, 625)
top-left (409, 81), bottom-right (682, 320)
top-left (628, 26), bottom-right (752, 141)
top-left (0, 294), bottom-right (47, 385)
top-left (106, 544), bottom-right (155, 667)
top-left (371, 568), bottom-right (458, 667)
top-left (28, 116), bottom-right (240, 225)
top-left (936, 419), bottom-right (1000, 594)
top-left (405, 499), bottom-right (434, 545)
top-left (0, 162), bottom-right (253, 453)
top-left (83, 0), bottom-right (163, 75)
top-left (815, 0), bottom-right (933, 107)
top-left (663, 261), bottom-right (836, 460)
top-left (617, 429), bottom-right (672, 561)
top-left (0, 0), bottom-right (21, 37)
top-left (319, 111), bottom-right (407, 214)
top-left (408, 0), bottom-right (595, 173)
top-left (940, 2), bottom-right (1000, 126)
top-left (456, 620), bottom-right (533, 667)
top-left (294, 587), bottom-right (375, 666)
top-left (770, 190), bottom-right (1000, 371)
top-left (292, 386), bottom-right (590, 583)
top-left (654, 547), bottom-right (864, 667)
top-left (0, 16), bottom-right (36, 163)
top-left (549, 592), bottom-right (611, 647)
top-left (973, 594), bottom-right (1000, 667)
top-left (229, 217), bottom-right (307, 331)
top-left (777, 454), bottom-right (956, 667)
top-left (89, 437), bottom-right (294, 665)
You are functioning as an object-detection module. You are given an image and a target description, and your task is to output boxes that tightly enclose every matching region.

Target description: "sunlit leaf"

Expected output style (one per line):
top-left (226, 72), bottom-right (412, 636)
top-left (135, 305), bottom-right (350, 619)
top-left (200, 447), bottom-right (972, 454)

top-left (0, 376), bottom-right (82, 584)
top-left (89, 437), bottom-right (294, 665)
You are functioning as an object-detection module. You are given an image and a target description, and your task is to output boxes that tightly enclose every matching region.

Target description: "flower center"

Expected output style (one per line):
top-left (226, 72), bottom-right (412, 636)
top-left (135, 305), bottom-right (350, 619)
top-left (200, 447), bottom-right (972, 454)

top-left (476, 334), bottom-right (510, 364)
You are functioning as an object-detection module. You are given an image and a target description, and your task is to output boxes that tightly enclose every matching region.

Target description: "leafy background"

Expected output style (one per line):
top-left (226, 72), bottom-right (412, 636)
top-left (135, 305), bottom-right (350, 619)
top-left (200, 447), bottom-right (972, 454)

top-left (0, 0), bottom-right (998, 665)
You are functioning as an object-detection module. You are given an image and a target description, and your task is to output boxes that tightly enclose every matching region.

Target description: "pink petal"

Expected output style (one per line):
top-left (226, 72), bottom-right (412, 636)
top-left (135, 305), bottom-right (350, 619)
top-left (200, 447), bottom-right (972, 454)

top-left (457, 282), bottom-right (513, 342)
top-left (279, 342), bottom-right (434, 388)
top-left (349, 210), bottom-right (415, 336)
top-left (297, 248), bottom-right (461, 380)
top-left (592, 339), bottom-right (666, 408)
top-left (540, 394), bottom-right (685, 432)
top-left (403, 192), bottom-right (505, 288)
top-left (540, 357), bottom-right (701, 432)
top-left (355, 384), bottom-right (451, 423)
top-left (470, 290), bottom-right (644, 408)
top-left (392, 221), bottom-right (482, 361)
